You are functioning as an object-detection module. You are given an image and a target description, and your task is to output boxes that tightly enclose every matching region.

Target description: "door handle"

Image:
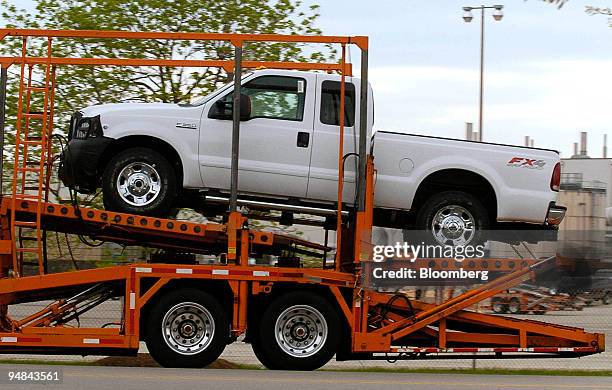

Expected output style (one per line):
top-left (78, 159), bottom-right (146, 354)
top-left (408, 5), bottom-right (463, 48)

top-left (297, 131), bottom-right (310, 148)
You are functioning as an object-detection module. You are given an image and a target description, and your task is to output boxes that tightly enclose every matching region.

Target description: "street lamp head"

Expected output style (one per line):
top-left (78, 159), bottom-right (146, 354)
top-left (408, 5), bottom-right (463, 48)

top-left (463, 7), bottom-right (473, 22)
top-left (493, 5), bottom-right (504, 21)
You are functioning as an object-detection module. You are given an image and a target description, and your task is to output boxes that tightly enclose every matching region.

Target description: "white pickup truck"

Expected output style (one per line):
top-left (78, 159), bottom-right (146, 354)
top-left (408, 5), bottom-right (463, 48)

top-left (60, 69), bottom-right (565, 245)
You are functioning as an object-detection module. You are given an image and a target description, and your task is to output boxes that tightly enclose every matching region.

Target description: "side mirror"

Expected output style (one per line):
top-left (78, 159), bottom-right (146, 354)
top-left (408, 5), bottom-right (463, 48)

top-left (208, 94), bottom-right (251, 121)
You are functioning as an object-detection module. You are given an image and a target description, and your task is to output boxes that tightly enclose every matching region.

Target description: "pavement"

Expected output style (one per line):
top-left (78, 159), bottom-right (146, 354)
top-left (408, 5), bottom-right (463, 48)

top-left (1, 365), bottom-right (612, 390)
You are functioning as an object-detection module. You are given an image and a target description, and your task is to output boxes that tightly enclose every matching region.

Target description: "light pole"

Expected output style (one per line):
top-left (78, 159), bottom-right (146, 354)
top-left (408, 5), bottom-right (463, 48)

top-left (462, 4), bottom-right (503, 142)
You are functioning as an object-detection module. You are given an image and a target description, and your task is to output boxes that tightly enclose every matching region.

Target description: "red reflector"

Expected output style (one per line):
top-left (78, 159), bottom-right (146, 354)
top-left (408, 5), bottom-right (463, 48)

top-left (550, 162), bottom-right (561, 191)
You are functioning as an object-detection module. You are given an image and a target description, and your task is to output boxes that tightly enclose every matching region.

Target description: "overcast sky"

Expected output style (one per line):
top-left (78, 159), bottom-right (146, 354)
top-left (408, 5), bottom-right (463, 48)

top-left (8, 0), bottom-right (612, 157)
top-left (315, 0), bottom-right (612, 157)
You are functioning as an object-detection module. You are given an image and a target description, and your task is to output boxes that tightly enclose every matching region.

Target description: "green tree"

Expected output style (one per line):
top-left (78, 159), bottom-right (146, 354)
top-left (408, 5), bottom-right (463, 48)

top-left (0, 0), bottom-right (334, 193)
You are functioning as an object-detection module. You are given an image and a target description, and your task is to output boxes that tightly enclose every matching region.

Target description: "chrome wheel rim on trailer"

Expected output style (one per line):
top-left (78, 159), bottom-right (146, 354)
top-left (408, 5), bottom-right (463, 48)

top-left (274, 305), bottom-right (327, 358)
top-left (162, 302), bottom-right (215, 355)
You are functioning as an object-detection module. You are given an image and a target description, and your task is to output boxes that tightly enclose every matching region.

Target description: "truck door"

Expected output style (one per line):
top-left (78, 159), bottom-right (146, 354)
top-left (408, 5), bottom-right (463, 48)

top-left (306, 75), bottom-right (358, 203)
top-left (199, 73), bottom-right (315, 198)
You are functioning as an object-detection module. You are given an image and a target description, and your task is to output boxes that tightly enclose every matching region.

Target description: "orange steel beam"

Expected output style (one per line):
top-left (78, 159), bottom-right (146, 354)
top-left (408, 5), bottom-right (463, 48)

top-left (366, 291), bottom-right (601, 347)
top-left (0, 266), bottom-right (130, 295)
top-left (0, 57), bottom-right (351, 75)
top-left (387, 270), bottom-right (535, 342)
top-left (329, 285), bottom-right (353, 330)
top-left (3, 197), bottom-right (331, 253)
top-left (429, 303), bottom-right (600, 345)
top-left (0, 28), bottom-right (368, 48)
top-left (136, 277), bottom-right (171, 310)
top-left (373, 257), bottom-right (552, 339)
top-left (0, 331), bottom-right (134, 349)
top-left (334, 44), bottom-right (347, 272)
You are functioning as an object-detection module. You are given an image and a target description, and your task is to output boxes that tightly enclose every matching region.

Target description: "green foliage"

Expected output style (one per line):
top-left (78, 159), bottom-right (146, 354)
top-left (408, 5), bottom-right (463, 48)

top-left (0, 0), bottom-right (334, 193)
top-left (1, 0), bottom-right (333, 105)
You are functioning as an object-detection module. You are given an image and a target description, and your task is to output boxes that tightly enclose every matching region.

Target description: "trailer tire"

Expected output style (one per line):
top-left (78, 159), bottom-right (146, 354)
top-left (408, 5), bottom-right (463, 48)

top-left (250, 332), bottom-right (276, 368)
top-left (415, 191), bottom-right (489, 247)
top-left (145, 288), bottom-right (228, 368)
top-left (507, 297), bottom-right (522, 314)
top-left (254, 291), bottom-right (340, 370)
top-left (102, 147), bottom-right (177, 216)
top-left (491, 297), bottom-right (507, 314)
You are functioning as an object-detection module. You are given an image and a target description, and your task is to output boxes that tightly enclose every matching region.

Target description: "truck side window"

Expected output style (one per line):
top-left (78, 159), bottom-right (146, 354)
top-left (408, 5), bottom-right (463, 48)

top-left (215, 76), bottom-right (306, 121)
top-left (320, 80), bottom-right (355, 127)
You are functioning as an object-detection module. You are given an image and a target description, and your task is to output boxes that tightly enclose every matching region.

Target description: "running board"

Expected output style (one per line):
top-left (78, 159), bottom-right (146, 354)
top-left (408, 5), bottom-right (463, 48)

top-left (204, 195), bottom-right (350, 218)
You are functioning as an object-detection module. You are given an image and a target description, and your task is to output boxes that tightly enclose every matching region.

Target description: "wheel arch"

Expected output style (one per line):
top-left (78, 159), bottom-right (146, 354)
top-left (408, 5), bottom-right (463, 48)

top-left (412, 168), bottom-right (497, 222)
top-left (98, 135), bottom-right (184, 188)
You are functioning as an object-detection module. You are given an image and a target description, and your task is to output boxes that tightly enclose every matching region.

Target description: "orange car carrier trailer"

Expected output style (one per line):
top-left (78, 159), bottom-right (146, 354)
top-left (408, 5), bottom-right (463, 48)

top-left (0, 28), bottom-right (604, 370)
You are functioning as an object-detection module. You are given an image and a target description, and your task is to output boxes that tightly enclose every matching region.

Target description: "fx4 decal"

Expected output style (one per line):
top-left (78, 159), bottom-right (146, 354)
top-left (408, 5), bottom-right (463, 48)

top-left (507, 157), bottom-right (546, 170)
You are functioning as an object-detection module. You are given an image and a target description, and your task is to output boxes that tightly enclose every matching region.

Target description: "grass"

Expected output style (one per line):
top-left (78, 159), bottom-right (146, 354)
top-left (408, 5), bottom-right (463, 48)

top-left (323, 366), bottom-right (612, 377)
top-left (0, 358), bottom-right (611, 376)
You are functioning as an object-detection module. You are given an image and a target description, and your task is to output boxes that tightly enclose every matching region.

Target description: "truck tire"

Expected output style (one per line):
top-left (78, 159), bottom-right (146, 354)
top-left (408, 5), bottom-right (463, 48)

top-left (253, 291), bottom-right (340, 370)
top-left (415, 191), bottom-right (489, 247)
top-left (145, 288), bottom-right (228, 368)
top-left (102, 147), bottom-right (177, 216)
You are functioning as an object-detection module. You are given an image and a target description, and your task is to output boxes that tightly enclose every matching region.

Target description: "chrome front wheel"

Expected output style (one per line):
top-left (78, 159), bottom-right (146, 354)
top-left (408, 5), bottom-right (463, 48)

top-left (102, 147), bottom-right (177, 216)
top-left (117, 162), bottom-right (161, 207)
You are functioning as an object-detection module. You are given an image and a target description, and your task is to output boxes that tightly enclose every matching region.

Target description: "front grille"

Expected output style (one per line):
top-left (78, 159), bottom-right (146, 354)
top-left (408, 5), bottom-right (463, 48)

top-left (68, 111), bottom-right (83, 140)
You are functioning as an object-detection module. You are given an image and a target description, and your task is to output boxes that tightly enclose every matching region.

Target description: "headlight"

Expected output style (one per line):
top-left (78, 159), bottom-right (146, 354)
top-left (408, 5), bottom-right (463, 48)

top-left (70, 114), bottom-right (103, 140)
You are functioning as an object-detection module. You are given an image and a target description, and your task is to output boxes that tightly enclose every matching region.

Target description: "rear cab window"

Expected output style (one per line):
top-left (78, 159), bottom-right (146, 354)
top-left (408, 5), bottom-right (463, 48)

top-left (320, 80), bottom-right (355, 127)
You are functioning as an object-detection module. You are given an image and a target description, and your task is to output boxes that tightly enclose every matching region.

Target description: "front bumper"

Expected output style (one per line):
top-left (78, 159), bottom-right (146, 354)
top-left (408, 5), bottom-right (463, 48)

top-left (59, 136), bottom-right (114, 194)
top-left (546, 202), bottom-right (567, 226)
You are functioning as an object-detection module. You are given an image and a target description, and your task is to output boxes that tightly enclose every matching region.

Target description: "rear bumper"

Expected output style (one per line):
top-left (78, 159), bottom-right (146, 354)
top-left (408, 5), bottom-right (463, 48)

top-left (546, 202), bottom-right (567, 226)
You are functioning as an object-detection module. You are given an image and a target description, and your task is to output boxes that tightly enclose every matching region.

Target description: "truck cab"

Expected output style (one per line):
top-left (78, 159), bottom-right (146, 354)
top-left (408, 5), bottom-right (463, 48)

top-left (196, 69), bottom-right (373, 203)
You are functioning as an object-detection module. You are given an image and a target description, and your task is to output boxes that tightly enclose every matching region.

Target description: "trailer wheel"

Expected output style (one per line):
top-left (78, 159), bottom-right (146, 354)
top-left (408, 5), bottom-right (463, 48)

top-left (145, 288), bottom-right (228, 368)
top-left (254, 291), bottom-right (340, 370)
top-left (507, 297), bottom-right (522, 314)
top-left (491, 297), bottom-right (507, 314)
top-left (415, 191), bottom-right (489, 246)
top-left (102, 147), bottom-right (177, 216)
top-left (602, 292), bottom-right (611, 305)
